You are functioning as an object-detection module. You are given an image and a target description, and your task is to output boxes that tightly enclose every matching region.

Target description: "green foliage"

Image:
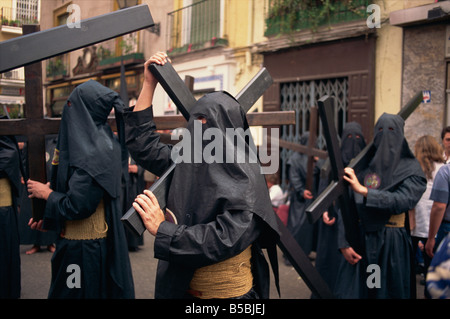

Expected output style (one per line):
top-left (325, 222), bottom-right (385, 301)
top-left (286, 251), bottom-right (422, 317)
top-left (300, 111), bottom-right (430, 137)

top-left (266, 0), bottom-right (368, 36)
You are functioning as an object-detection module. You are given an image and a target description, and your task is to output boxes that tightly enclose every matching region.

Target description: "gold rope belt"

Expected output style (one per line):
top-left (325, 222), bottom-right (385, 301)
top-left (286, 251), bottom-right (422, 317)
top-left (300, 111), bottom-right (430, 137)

top-left (385, 212), bottom-right (405, 228)
top-left (188, 245), bottom-right (253, 299)
top-left (0, 178), bottom-right (12, 207)
top-left (64, 200), bottom-right (108, 240)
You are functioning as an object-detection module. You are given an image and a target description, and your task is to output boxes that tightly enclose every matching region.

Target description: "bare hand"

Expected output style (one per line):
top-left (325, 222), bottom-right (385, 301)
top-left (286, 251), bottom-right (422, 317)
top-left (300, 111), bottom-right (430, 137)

top-left (303, 189), bottom-right (313, 200)
top-left (343, 167), bottom-right (368, 197)
top-left (143, 51), bottom-right (171, 87)
top-left (27, 179), bottom-right (52, 200)
top-left (135, 52), bottom-right (171, 112)
top-left (28, 217), bottom-right (47, 232)
top-left (128, 164), bottom-right (138, 174)
top-left (322, 211), bottom-right (336, 226)
top-left (133, 190), bottom-right (165, 236)
top-left (340, 246), bottom-right (362, 265)
top-left (425, 237), bottom-right (435, 258)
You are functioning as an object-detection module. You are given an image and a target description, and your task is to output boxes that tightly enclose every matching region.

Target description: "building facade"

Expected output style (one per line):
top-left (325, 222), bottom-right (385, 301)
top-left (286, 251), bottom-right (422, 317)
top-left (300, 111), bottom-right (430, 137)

top-left (37, 0), bottom-right (165, 118)
top-left (3, 0), bottom-right (450, 179)
top-left (0, 0), bottom-right (40, 117)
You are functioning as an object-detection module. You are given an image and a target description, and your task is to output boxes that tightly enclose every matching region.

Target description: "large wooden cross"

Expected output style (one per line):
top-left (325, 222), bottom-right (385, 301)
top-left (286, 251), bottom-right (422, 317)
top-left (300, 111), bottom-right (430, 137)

top-left (0, 5), bottom-right (155, 220)
top-left (278, 105), bottom-right (327, 190)
top-left (122, 61), bottom-right (334, 299)
top-left (306, 91), bottom-right (424, 254)
top-left (0, 4), bottom-right (331, 298)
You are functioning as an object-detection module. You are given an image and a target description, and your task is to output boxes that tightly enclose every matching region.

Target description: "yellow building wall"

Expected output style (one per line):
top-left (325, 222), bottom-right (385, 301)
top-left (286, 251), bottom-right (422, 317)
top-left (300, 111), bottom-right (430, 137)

top-left (225, 0), bottom-right (267, 111)
top-left (374, 0), bottom-right (435, 120)
top-left (0, 0), bottom-right (14, 42)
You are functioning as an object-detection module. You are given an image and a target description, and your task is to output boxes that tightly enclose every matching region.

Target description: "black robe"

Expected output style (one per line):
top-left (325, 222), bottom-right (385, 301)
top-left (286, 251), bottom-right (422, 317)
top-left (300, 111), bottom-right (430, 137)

top-left (17, 136), bottom-right (57, 247)
top-left (340, 114), bottom-right (426, 299)
top-left (123, 156), bottom-right (145, 250)
top-left (318, 122), bottom-right (367, 298)
top-left (42, 80), bottom-right (134, 299)
top-left (124, 91), bottom-right (280, 299)
top-left (0, 134), bottom-right (22, 298)
top-left (286, 132), bottom-right (319, 256)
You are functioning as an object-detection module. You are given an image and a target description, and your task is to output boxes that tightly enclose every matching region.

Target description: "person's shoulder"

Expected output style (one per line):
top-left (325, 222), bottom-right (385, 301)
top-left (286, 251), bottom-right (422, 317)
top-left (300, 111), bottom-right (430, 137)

top-left (437, 163), bottom-right (450, 176)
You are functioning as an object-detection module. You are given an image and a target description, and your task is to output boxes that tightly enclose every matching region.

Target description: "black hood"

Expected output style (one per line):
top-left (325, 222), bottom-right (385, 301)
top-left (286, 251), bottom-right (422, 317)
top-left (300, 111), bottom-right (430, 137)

top-left (52, 80), bottom-right (127, 198)
top-left (286, 131), bottom-right (309, 177)
top-left (358, 113), bottom-right (425, 191)
top-left (167, 91), bottom-right (279, 245)
top-left (341, 122), bottom-right (366, 167)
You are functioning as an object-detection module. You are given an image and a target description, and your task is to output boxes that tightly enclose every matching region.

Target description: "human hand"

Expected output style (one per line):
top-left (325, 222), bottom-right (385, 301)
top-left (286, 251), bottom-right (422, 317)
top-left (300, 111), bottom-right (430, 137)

top-left (128, 164), bottom-right (138, 174)
top-left (425, 237), bottom-right (435, 258)
top-left (303, 189), bottom-right (313, 200)
top-left (27, 179), bottom-right (52, 200)
top-left (28, 217), bottom-right (47, 232)
top-left (133, 190), bottom-right (165, 236)
top-left (322, 211), bottom-right (336, 226)
top-left (143, 51), bottom-right (171, 88)
top-left (343, 167), bottom-right (368, 197)
top-left (340, 246), bottom-right (362, 265)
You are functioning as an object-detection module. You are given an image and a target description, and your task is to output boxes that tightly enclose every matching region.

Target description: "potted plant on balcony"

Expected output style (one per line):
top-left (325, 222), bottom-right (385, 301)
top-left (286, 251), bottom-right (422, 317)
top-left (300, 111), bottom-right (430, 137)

top-left (9, 19), bottom-right (19, 27)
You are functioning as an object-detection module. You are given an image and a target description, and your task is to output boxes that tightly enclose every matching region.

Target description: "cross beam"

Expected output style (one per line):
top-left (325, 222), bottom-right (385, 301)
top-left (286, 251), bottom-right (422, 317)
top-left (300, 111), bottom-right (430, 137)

top-left (0, 5), bottom-right (155, 220)
top-left (121, 62), bottom-right (275, 233)
top-left (0, 4), bottom-right (154, 73)
top-left (305, 91), bottom-right (424, 253)
top-left (278, 105), bottom-right (328, 191)
top-left (121, 62), bottom-right (334, 299)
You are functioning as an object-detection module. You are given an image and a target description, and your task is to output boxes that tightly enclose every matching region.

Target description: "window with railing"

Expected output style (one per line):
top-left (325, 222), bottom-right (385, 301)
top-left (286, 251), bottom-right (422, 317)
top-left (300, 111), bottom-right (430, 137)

top-left (1, 0), bottom-right (40, 27)
top-left (167, 0), bottom-right (227, 55)
top-left (265, 0), bottom-right (370, 37)
top-left (0, 68), bottom-right (24, 81)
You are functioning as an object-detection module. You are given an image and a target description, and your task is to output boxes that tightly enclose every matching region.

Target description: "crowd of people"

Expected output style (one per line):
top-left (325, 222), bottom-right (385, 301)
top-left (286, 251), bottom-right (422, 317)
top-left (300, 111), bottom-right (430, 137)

top-left (279, 118), bottom-right (450, 299)
top-left (1, 51), bottom-right (449, 299)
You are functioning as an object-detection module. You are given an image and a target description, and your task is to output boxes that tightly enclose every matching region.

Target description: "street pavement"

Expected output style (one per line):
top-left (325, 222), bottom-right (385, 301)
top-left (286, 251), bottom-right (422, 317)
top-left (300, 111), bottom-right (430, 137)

top-left (18, 231), bottom-right (424, 299)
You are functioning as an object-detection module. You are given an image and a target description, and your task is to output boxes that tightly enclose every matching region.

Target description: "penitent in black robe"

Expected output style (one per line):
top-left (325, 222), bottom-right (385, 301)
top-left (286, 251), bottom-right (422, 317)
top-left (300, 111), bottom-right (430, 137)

top-left (0, 134), bottom-right (22, 298)
top-left (124, 91), bottom-right (280, 299)
top-left (316, 122), bottom-right (367, 298)
top-left (42, 80), bottom-right (134, 299)
top-left (336, 114), bottom-right (426, 299)
top-left (286, 132), bottom-right (319, 256)
top-left (17, 136), bottom-right (58, 247)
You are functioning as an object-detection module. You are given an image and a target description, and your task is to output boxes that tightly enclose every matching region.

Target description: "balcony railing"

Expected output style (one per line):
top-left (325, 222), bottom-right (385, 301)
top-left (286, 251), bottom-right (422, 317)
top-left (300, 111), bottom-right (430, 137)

top-left (265, 0), bottom-right (370, 36)
top-left (0, 68), bottom-right (24, 81)
top-left (1, 6), bottom-right (39, 28)
top-left (167, 0), bottom-right (227, 55)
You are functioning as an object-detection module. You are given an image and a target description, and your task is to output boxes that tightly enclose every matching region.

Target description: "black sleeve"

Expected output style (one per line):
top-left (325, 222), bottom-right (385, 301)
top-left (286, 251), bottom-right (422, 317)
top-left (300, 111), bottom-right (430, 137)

top-left (123, 105), bottom-right (173, 177)
top-left (154, 210), bottom-right (262, 269)
top-left (43, 168), bottom-right (104, 229)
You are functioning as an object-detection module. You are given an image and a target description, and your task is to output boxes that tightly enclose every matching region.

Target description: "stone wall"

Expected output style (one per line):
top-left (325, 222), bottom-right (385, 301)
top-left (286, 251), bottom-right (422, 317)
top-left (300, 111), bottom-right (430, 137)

top-left (402, 23), bottom-right (447, 151)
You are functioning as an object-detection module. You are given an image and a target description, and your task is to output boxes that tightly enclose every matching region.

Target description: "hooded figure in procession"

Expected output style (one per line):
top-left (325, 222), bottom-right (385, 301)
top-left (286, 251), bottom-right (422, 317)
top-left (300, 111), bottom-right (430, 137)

top-left (27, 80), bottom-right (135, 299)
top-left (343, 113), bottom-right (426, 298)
top-left (124, 52), bottom-right (280, 299)
top-left (286, 132), bottom-right (320, 258)
top-left (0, 129), bottom-right (22, 299)
top-left (315, 121), bottom-right (366, 297)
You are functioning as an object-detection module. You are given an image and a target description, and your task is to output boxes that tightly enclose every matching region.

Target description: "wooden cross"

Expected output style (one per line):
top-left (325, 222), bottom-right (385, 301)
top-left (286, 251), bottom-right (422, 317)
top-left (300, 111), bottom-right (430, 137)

top-left (0, 4), bottom-right (331, 298)
top-left (121, 62), bottom-right (334, 299)
top-left (306, 91), bottom-right (424, 254)
top-left (0, 5), bottom-right (155, 220)
top-left (278, 105), bottom-right (328, 191)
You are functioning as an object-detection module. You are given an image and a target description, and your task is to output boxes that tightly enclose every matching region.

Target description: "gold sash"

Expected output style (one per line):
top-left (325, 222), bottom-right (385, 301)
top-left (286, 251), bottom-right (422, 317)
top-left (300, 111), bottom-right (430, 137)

top-left (385, 212), bottom-right (405, 228)
top-left (0, 178), bottom-right (12, 207)
top-left (64, 200), bottom-right (108, 240)
top-left (189, 245), bottom-right (253, 299)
